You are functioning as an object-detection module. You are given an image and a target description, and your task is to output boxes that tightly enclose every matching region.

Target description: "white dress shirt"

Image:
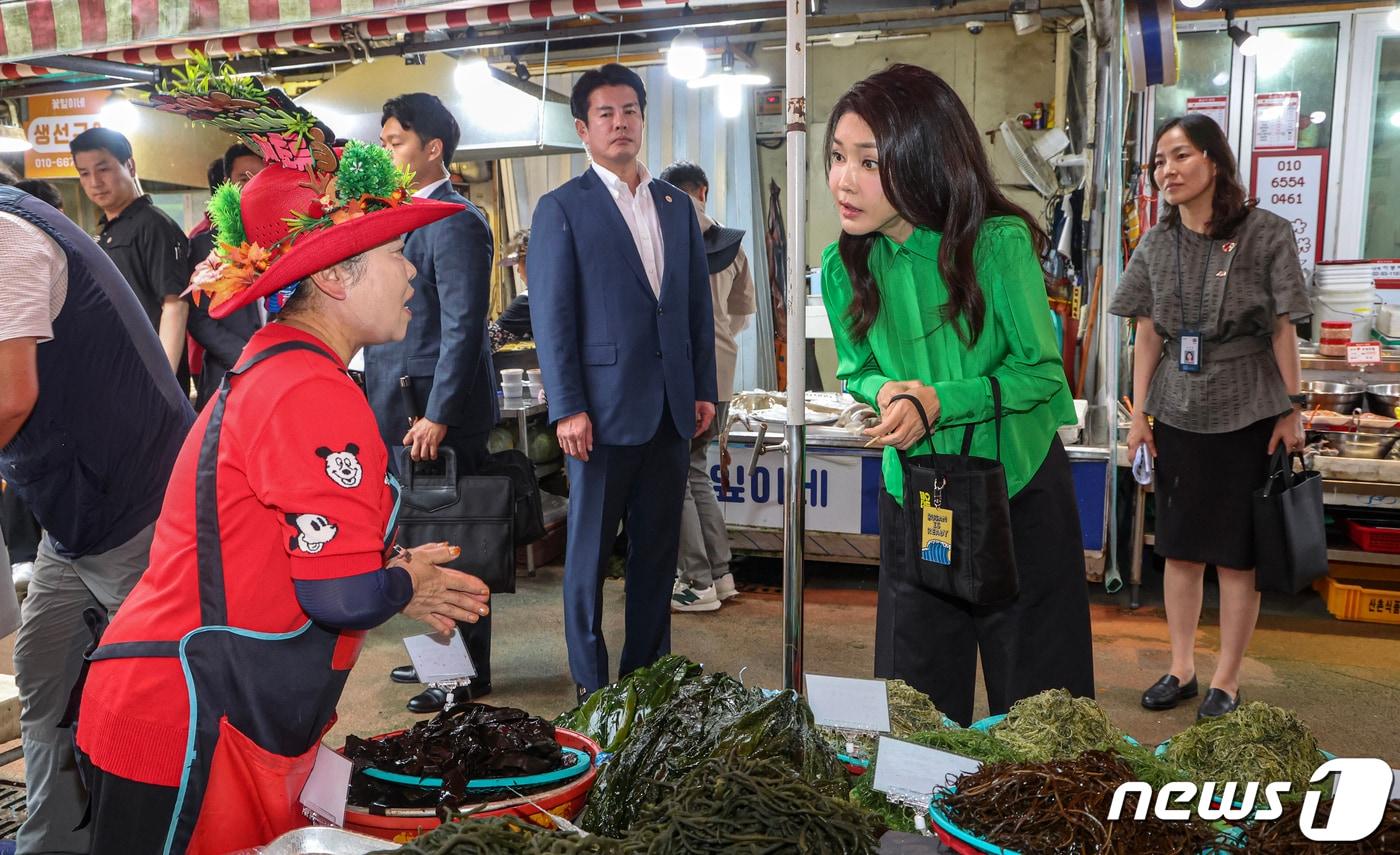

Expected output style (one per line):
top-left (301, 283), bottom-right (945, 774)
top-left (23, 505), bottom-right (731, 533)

top-left (413, 175), bottom-right (451, 199)
top-left (592, 161), bottom-right (665, 298)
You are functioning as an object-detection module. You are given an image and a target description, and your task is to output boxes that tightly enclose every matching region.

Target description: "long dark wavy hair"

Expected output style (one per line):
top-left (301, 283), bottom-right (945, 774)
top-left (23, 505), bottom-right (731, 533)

top-left (826, 63), bottom-right (1047, 344)
top-left (1151, 113), bottom-right (1255, 240)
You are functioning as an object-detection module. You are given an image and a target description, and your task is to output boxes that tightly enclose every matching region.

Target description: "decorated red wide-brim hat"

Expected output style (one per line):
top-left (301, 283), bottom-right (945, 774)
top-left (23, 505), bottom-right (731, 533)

top-left (159, 53), bottom-right (463, 319)
top-left (197, 160), bottom-right (462, 319)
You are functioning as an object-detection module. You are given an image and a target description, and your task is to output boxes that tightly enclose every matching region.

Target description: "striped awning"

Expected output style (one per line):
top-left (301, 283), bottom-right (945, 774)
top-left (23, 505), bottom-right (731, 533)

top-left (0, 0), bottom-right (668, 67)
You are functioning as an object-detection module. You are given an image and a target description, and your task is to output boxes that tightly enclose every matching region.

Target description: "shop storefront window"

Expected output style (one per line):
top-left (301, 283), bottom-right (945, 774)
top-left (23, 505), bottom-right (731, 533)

top-left (1152, 30), bottom-right (1232, 134)
top-left (1363, 35), bottom-right (1400, 258)
top-left (1253, 23), bottom-right (1339, 151)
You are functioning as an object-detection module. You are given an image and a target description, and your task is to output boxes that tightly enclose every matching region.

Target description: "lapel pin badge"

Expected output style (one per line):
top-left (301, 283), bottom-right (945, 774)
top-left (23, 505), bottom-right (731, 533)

top-left (1216, 270), bottom-right (1227, 277)
top-left (664, 194), bottom-right (673, 203)
top-left (1223, 241), bottom-right (1237, 253)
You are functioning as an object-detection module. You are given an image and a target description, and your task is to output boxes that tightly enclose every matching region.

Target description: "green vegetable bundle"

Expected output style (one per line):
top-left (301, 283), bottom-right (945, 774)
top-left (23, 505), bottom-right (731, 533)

top-left (552, 655), bottom-right (702, 754)
top-left (584, 675), bottom-right (848, 836)
top-left (1165, 701), bottom-right (1323, 794)
top-left (989, 688), bottom-right (1123, 761)
top-left (628, 751), bottom-right (880, 854)
top-left (367, 816), bottom-right (628, 854)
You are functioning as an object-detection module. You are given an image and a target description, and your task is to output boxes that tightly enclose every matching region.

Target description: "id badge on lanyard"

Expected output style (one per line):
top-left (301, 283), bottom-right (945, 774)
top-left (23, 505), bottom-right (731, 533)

top-left (1179, 331), bottom-right (1202, 373)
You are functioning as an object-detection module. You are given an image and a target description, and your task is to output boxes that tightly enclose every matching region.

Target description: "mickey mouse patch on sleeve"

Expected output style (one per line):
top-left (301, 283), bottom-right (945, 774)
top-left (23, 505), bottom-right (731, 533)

top-left (317, 444), bottom-right (363, 488)
top-left (287, 513), bottom-right (339, 554)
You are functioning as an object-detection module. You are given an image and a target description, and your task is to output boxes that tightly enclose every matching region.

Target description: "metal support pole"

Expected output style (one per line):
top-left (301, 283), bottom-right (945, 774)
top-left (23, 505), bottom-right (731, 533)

top-left (25, 55), bottom-right (160, 83)
top-left (1102, 5), bottom-right (1126, 597)
top-left (782, 0), bottom-right (808, 693)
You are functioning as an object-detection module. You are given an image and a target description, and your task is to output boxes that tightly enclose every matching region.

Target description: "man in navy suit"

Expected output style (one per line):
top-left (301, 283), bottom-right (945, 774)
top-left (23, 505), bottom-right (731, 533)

top-left (529, 64), bottom-right (718, 700)
top-left (366, 92), bottom-right (498, 713)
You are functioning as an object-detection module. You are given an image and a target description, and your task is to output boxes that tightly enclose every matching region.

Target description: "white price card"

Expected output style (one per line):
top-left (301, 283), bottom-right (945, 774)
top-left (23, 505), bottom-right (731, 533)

top-left (403, 629), bottom-right (476, 685)
top-left (1254, 91), bottom-right (1301, 151)
top-left (805, 675), bottom-right (892, 733)
top-left (1348, 342), bottom-right (1382, 366)
top-left (299, 744), bottom-right (352, 827)
top-left (871, 736), bottom-right (982, 806)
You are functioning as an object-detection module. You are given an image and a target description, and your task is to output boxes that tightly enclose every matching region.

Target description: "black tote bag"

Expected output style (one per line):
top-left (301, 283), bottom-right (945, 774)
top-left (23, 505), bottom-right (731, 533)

top-left (1252, 447), bottom-right (1327, 594)
top-left (892, 378), bottom-right (1019, 605)
top-left (395, 447), bottom-right (517, 594)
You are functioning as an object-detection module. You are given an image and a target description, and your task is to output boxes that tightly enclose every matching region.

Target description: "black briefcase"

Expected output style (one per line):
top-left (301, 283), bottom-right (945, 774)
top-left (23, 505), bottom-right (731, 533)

top-left (395, 447), bottom-right (516, 594)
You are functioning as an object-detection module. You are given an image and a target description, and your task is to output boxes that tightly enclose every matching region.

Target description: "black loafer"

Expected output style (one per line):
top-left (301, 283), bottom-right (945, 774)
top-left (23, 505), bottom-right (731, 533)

top-left (467, 682), bottom-right (492, 702)
top-left (407, 686), bottom-right (447, 714)
top-left (1197, 688), bottom-right (1240, 720)
top-left (390, 664), bottom-right (418, 684)
top-left (1141, 674), bottom-right (1198, 710)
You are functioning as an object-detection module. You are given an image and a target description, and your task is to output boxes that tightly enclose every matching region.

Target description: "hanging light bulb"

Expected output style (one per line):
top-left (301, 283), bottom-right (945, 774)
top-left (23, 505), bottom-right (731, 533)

top-left (1228, 24), bottom-right (1260, 57)
top-left (99, 96), bottom-right (140, 134)
top-left (1178, 0), bottom-right (1207, 7)
top-left (454, 54), bottom-right (492, 94)
top-left (666, 28), bottom-right (708, 81)
top-left (688, 44), bottom-right (770, 121)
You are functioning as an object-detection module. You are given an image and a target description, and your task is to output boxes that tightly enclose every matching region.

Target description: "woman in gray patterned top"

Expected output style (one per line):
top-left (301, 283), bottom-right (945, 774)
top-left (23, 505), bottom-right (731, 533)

top-left (1110, 114), bottom-right (1310, 720)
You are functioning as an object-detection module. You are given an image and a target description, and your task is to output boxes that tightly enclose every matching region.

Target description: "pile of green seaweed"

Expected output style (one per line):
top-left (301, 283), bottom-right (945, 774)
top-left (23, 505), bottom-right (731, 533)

top-left (583, 671), bottom-right (849, 836)
top-left (1163, 701), bottom-right (1325, 797)
top-left (552, 655), bottom-right (702, 755)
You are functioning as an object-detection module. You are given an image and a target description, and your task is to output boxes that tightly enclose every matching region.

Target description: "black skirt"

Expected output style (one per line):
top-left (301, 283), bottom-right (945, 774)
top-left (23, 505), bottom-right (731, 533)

top-left (1152, 415), bottom-right (1277, 569)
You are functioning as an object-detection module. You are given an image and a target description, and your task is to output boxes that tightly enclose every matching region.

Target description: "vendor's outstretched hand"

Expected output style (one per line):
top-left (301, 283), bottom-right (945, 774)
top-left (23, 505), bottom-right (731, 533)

top-left (395, 542), bottom-right (491, 634)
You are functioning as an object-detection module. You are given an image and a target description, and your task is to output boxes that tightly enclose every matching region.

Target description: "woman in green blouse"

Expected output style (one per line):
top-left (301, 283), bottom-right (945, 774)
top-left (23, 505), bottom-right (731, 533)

top-left (820, 64), bottom-right (1094, 726)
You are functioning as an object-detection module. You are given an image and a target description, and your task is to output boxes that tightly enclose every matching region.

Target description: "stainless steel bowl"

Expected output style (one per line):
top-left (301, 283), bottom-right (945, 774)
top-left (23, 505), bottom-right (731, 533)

top-left (1302, 380), bottom-right (1365, 412)
top-left (1366, 383), bottom-right (1400, 418)
top-left (1317, 430), bottom-right (1396, 459)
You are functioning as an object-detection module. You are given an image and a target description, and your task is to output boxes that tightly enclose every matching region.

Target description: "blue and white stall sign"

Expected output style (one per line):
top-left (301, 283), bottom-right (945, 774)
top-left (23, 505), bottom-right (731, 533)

top-left (705, 446), bottom-right (882, 535)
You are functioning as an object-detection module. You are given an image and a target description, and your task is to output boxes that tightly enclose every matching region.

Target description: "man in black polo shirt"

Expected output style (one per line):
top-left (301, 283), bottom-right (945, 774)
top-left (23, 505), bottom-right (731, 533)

top-left (71, 128), bottom-right (191, 379)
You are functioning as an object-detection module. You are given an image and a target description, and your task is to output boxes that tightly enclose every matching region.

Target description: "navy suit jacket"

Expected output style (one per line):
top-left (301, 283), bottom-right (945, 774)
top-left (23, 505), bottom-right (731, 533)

top-left (529, 168), bottom-right (718, 446)
top-left (365, 181), bottom-right (498, 460)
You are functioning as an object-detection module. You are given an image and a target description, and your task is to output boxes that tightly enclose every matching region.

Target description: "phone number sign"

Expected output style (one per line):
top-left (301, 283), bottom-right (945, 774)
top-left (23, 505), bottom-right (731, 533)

top-left (25, 92), bottom-right (111, 180)
top-left (1251, 148), bottom-right (1328, 276)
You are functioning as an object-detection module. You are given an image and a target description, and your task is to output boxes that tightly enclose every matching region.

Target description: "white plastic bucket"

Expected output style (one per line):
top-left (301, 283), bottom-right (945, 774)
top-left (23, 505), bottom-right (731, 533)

top-left (1314, 284), bottom-right (1378, 342)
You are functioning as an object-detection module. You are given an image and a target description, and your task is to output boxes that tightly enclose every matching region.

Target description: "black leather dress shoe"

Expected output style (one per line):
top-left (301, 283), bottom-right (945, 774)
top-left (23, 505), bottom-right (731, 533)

top-left (468, 682), bottom-right (492, 701)
top-left (1197, 688), bottom-right (1240, 720)
top-left (407, 686), bottom-right (447, 714)
top-left (1141, 674), bottom-right (1198, 710)
top-left (390, 664), bottom-right (418, 684)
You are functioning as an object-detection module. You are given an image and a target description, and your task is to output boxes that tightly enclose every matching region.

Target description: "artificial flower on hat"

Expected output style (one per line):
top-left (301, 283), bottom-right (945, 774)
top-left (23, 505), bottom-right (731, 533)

top-left (159, 52), bottom-right (463, 319)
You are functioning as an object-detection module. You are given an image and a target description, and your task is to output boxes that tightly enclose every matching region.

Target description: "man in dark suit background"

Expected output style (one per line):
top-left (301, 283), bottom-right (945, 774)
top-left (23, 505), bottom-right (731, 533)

top-left (529, 64), bottom-right (717, 701)
top-left (368, 92), bottom-right (498, 712)
top-left (187, 143), bottom-right (265, 410)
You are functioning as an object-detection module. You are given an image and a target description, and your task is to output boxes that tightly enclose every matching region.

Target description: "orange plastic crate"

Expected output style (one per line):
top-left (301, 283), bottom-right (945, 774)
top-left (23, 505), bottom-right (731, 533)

top-left (1314, 576), bottom-right (1400, 625)
top-left (1345, 519), bottom-right (1400, 553)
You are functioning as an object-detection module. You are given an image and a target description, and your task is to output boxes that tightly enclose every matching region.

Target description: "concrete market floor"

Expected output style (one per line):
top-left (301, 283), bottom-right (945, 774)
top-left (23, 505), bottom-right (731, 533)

top-left (2, 554), bottom-right (1399, 784)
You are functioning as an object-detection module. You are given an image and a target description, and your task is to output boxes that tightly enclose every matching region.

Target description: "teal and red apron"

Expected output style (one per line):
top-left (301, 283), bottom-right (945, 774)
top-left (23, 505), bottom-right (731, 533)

top-left (84, 340), bottom-right (399, 855)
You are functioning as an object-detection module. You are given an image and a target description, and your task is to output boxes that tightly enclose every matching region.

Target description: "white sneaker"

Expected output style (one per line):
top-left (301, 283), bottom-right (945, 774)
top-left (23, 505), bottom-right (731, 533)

top-left (714, 573), bottom-right (739, 601)
top-left (671, 579), bottom-right (721, 612)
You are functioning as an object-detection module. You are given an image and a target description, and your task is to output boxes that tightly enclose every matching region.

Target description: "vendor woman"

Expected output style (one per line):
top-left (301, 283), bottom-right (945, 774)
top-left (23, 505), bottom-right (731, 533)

top-left (820, 64), bottom-right (1095, 727)
top-left (74, 137), bottom-right (492, 854)
top-left (1111, 114), bottom-right (1308, 719)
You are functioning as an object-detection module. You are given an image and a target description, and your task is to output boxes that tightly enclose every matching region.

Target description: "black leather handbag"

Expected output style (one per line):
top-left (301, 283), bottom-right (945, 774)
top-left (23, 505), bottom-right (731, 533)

top-left (1252, 448), bottom-right (1327, 594)
top-left (892, 379), bottom-right (1019, 606)
top-left (395, 448), bottom-right (516, 594)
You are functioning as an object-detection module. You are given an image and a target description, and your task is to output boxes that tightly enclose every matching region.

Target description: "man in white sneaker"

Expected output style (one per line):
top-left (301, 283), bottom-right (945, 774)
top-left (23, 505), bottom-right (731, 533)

top-left (660, 162), bottom-right (756, 613)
